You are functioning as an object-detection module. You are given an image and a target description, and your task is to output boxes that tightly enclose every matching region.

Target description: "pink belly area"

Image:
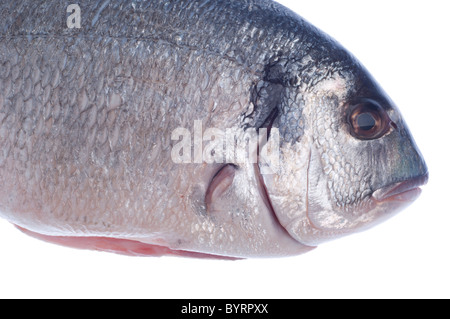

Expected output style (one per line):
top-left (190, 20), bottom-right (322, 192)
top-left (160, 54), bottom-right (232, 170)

top-left (16, 226), bottom-right (239, 260)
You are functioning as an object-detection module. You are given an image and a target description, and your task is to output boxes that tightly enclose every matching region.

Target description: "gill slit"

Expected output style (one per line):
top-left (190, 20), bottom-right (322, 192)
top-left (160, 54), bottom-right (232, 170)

top-left (305, 147), bottom-right (311, 222)
top-left (253, 164), bottom-right (294, 241)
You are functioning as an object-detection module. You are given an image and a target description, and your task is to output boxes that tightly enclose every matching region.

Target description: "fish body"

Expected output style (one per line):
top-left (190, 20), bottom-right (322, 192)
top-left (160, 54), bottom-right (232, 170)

top-left (0, 0), bottom-right (427, 258)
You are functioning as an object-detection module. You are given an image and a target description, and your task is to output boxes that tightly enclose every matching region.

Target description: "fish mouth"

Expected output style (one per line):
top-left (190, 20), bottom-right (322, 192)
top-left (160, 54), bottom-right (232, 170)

top-left (372, 173), bottom-right (429, 203)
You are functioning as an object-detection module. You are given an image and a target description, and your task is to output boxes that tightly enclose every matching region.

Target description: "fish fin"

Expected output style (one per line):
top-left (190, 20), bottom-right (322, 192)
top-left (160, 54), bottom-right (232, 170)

top-left (205, 164), bottom-right (237, 213)
top-left (15, 226), bottom-right (240, 260)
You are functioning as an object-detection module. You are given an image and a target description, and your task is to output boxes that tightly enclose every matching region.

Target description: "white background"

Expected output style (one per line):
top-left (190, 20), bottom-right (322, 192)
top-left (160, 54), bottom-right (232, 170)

top-left (0, 0), bottom-right (449, 299)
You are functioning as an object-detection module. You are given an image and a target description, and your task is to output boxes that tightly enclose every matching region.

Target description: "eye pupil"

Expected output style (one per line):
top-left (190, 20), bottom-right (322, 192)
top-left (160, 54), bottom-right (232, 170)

top-left (356, 113), bottom-right (376, 131)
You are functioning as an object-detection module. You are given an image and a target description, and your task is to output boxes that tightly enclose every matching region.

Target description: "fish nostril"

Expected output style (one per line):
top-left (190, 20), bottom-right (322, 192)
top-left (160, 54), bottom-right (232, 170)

top-left (390, 121), bottom-right (398, 130)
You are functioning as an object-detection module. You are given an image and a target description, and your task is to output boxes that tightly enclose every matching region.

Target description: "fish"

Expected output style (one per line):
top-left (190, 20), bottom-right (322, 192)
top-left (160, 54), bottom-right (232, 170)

top-left (0, 0), bottom-right (428, 259)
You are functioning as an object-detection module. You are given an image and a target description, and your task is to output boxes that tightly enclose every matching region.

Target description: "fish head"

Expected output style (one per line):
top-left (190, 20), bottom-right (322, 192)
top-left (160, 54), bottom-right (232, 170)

top-left (258, 42), bottom-right (428, 247)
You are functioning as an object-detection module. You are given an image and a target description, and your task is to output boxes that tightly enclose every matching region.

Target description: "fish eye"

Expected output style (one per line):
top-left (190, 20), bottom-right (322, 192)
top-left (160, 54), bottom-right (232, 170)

top-left (348, 100), bottom-right (391, 140)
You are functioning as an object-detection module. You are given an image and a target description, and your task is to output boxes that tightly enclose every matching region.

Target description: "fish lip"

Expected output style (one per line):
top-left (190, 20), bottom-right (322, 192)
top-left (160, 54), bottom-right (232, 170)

top-left (372, 173), bottom-right (429, 203)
